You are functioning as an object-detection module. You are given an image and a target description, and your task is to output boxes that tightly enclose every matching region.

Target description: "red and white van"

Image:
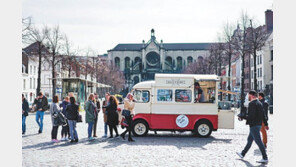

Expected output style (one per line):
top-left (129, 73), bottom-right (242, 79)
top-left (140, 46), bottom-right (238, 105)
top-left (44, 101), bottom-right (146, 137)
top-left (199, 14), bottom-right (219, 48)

top-left (128, 74), bottom-right (235, 138)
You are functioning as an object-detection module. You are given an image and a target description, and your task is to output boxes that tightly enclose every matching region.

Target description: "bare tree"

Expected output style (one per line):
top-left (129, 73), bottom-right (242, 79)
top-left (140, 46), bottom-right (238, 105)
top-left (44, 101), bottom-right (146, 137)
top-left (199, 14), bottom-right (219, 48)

top-left (44, 25), bottom-right (64, 97)
top-left (22, 17), bottom-right (32, 43)
top-left (247, 19), bottom-right (269, 92)
top-left (26, 25), bottom-right (47, 95)
top-left (233, 11), bottom-right (250, 109)
top-left (223, 22), bottom-right (236, 101)
top-left (62, 35), bottom-right (79, 78)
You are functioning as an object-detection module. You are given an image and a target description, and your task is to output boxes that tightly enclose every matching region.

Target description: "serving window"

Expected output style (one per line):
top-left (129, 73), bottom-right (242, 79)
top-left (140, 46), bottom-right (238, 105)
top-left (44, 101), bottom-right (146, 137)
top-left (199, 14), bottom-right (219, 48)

top-left (194, 80), bottom-right (217, 103)
top-left (157, 89), bottom-right (173, 102)
top-left (175, 89), bottom-right (192, 102)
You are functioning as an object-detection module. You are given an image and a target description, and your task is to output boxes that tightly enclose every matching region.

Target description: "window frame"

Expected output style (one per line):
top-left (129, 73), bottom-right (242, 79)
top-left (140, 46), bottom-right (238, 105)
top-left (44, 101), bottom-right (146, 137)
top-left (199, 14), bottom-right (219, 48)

top-left (175, 89), bottom-right (192, 103)
top-left (133, 89), bottom-right (150, 103)
top-left (156, 89), bottom-right (173, 102)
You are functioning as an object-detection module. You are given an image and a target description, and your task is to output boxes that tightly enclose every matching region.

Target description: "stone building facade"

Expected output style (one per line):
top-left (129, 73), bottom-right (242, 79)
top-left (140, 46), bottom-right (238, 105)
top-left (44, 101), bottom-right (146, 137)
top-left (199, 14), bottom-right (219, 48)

top-left (107, 29), bottom-right (215, 91)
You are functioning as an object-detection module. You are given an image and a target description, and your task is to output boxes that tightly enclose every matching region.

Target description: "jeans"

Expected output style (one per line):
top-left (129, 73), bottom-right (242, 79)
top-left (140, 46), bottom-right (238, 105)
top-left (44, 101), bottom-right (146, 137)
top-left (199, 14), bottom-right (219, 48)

top-left (93, 116), bottom-right (98, 136)
top-left (35, 110), bottom-right (45, 132)
top-left (68, 120), bottom-right (78, 140)
top-left (22, 115), bottom-right (26, 133)
top-left (104, 123), bottom-right (108, 136)
top-left (242, 125), bottom-right (268, 160)
top-left (51, 126), bottom-right (59, 139)
top-left (88, 122), bottom-right (94, 138)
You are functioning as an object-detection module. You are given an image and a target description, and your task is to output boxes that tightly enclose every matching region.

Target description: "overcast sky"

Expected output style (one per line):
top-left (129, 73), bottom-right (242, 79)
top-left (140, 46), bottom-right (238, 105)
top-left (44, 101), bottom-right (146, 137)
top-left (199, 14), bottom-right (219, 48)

top-left (22, 0), bottom-right (273, 54)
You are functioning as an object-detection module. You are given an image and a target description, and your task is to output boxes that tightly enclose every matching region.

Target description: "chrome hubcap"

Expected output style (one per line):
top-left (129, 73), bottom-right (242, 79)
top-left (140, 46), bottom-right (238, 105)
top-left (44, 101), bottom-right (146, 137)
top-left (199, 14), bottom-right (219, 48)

top-left (134, 123), bottom-right (146, 135)
top-left (198, 124), bottom-right (210, 136)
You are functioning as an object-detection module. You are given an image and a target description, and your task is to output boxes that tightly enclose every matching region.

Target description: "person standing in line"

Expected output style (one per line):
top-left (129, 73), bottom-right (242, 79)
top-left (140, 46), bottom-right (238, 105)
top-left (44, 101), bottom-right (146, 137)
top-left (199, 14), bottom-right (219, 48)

top-left (85, 94), bottom-right (96, 141)
top-left (102, 93), bottom-right (110, 138)
top-left (258, 92), bottom-right (269, 148)
top-left (120, 93), bottom-right (135, 142)
top-left (66, 97), bottom-right (79, 143)
top-left (50, 95), bottom-right (62, 143)
top-left (33, 92), bottom-right (48, 133)
top-left (236, 90), bottom-right (268, 164)
top-left (22, 94), bottom-right (29, 135)
top-left (93, 93), bottom-right (100, 137)
top-left (61, 96), bottom-right (70, 141)
top-left (103, 95), bottom-right (119, 138)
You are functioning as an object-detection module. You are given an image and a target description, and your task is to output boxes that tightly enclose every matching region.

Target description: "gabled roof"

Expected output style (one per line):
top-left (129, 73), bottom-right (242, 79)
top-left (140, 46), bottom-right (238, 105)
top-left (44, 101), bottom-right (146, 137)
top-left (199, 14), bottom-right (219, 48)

top-left (109, 43), bottom-right (214, 51)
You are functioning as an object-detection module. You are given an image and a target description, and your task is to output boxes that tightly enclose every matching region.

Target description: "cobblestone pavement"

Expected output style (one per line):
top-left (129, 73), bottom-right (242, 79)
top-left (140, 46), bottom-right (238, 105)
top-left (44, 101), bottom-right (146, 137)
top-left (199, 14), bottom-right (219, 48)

top-left (22, 109), bottom-right (273, 167)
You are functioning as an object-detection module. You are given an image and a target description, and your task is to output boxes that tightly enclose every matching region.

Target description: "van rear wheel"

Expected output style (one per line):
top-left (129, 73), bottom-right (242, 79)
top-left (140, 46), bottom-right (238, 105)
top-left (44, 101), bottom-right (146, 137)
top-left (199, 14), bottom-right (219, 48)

top-left (194, 120), bottom-right (212, 138)
top-left (132, 120), bottom-right (149, 137)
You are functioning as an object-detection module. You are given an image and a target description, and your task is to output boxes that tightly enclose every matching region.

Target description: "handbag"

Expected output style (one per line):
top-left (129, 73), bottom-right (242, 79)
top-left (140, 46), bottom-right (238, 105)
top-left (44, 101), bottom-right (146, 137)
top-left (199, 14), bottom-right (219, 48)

top-left (122, 109), bottom-right (131, 117)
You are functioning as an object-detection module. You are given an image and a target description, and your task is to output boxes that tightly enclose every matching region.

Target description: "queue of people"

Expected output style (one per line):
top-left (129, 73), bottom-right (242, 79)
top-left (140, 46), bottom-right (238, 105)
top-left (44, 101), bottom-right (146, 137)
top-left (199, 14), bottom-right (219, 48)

top-left (22, 91), bottom-right (136, 143)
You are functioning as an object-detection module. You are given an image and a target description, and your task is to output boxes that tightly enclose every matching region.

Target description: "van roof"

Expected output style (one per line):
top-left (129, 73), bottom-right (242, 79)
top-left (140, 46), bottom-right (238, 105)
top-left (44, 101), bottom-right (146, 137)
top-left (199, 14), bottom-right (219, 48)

top-left (155, 73), bottom-right (219, 81)
top-left (133, 80), bottom-right (155, 89)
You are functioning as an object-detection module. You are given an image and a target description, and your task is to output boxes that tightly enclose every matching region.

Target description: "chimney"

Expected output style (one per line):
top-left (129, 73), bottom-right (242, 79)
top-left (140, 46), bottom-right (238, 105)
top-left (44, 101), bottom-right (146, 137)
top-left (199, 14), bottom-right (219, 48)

top-left (265, 9), bottom-right (273, 32)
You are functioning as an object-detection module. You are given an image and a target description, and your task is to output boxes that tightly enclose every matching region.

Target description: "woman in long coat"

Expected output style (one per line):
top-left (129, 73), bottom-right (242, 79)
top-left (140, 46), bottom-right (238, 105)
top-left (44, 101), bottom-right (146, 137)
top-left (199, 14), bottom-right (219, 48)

top-left (84, 94), bottom-right (96, 140)
top-left (103, 95), bottom-right (119, 138)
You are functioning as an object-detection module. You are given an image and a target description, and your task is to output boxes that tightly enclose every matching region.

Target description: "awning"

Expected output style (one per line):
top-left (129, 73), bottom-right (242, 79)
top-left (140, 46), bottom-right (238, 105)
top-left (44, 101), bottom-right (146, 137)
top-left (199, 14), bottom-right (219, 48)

top-left (218, 89), bottom-right (237, 95)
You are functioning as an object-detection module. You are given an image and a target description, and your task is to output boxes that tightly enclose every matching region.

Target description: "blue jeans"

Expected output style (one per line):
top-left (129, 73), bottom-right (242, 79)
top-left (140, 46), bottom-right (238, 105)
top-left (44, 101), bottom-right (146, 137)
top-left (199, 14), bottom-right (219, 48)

top-left (22, 115), bottom-right (26, 133)
top-left (104, 122), bottom-right (108, 136)
top-left (242, 125), bottom-right (268, 160)
top-left (68, 120), bottom-right (78, 140)
top-left (35, 111), bottom-right (44, 132)
top-left (88, 122), bottom-right (94, 138)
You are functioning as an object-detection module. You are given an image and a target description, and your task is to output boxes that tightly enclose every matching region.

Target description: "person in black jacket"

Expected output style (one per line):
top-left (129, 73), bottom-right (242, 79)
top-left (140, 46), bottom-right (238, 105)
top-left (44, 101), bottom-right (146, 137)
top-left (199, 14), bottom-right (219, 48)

top-left (103, 95), bottom-right (119, 138)
top-left (22, 94), bottom-right (29, 135)
top-left (33, 92), bottom-right (48, 133)
top-left (236, 90), bottom-right (268, 164)
top-left (66, 97), bottom-right (79, 143)
top-left (259, 92), bottom-right (269, 148)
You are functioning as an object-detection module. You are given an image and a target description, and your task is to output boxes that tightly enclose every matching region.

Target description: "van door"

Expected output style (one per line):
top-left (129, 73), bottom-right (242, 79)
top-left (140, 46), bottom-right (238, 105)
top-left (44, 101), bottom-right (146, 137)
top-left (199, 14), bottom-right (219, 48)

top-left (218, 109), bottom-right (235, 129)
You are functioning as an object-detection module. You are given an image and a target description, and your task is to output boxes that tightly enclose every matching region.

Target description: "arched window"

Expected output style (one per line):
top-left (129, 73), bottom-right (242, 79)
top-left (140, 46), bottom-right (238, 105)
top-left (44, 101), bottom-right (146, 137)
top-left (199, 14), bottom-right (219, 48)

top-left (187, 56), bottom-right (193, 65)
top-left (134, 57), bottom-right (141, 71)
top-left (125, 57), bottom-right (130, 69)
top-left (115, 57), bottom-right (120, 68)
top-left (165, 56), bottom-right (173, 70)
top-left (177, 57), bottom-right (183, 70)
top-left (133, 76), bottom-right (139, 85)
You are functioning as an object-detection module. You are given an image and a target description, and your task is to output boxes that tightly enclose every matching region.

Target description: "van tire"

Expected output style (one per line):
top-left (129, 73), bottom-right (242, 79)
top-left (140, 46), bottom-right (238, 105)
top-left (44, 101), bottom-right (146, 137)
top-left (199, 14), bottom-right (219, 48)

top-left (193, 120), bottom-right (213, 138)
top-left (132, 120), bottom-right (149, 137)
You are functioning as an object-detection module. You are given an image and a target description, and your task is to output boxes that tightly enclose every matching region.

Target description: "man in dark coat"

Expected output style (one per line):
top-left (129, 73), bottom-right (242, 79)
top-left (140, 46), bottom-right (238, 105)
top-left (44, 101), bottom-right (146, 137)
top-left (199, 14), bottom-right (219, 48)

top-left (33, 92), bottom-right (48, 133)
top-left (22, 94), bottom-right (29, 134)
top-left (236, 90), bottom-right (268, 164)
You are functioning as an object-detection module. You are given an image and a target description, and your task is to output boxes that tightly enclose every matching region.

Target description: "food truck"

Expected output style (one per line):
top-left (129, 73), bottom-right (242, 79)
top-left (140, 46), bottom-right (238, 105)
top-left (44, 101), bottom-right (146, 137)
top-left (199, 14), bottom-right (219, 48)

top-left (130, 74), bottom-right (235, 138)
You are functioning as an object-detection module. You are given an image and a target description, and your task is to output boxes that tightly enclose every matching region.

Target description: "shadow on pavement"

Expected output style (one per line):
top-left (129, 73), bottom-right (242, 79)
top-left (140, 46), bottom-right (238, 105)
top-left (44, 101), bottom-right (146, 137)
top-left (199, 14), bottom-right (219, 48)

top-left (22, 133), bottom-right (40, 138)
top-left (238, 159), bottom-right (268, 167)
top-left (101, 133), bottom-right (232, 150)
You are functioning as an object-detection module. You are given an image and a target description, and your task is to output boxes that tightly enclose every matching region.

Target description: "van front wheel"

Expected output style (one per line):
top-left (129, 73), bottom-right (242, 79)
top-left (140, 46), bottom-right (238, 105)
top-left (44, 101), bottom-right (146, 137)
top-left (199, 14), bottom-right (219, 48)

top-left (132, 120), bottom-right (149, 137)
top-left (194, 120), bottom-right (212, 138)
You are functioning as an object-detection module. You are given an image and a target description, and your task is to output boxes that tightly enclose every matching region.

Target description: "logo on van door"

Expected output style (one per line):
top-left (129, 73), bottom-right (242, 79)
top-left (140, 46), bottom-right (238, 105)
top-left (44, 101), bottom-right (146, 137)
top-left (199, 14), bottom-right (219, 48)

top-left (176, 115), bottom-right (189, 128)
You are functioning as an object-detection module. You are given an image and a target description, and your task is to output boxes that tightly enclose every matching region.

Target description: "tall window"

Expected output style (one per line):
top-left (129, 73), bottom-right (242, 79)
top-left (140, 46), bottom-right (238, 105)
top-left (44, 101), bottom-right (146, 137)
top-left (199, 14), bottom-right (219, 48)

top-left (187, 56), bottom-right (193, 65)
top-left (34, 66), bottom-right (36, 74)
top-left (260, 55), bottom-right (262, 64)
top-left (177, 57), bottom-right (183, 70)
top-left (115, 57), bottom-right (120, 68)
top-left (30, 65), bottom-right (32, 74)
top-left (270, 50), bottom-right (273, 61)
top-left (33, 78), bottom-right (36, 89)
top-left (271, 65), bottom-right (273, 80)
top-left (125, 57), bottom-right (130, 69)
top-left (30, 78), bottom-right (32, 89)
top-left (165, 56), bottom-right (173, 70)
top-left (23, 79), bottom-right (26, 90)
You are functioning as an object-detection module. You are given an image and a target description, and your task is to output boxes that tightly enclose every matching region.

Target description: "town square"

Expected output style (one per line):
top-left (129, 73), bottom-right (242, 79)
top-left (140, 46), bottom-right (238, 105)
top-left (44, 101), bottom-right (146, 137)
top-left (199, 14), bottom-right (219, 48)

top-left (20, 0), bottom-right (275, 166)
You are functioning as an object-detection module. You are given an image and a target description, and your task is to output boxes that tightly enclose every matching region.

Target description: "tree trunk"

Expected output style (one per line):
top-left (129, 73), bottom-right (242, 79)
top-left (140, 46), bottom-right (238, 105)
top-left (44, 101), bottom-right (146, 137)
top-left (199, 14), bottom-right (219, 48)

top-left (253, 50), bottom-right (258, 92)
top-left (36, 43), bottom-right (42, 95)
top-left (240, 54), bottom-right (245, 109)
top-left (228, 53), bottom-right (231, 101)
top-left (218, 61), bottom-right (222, 101)
top-left (52, 53), bottom-right (56, 98)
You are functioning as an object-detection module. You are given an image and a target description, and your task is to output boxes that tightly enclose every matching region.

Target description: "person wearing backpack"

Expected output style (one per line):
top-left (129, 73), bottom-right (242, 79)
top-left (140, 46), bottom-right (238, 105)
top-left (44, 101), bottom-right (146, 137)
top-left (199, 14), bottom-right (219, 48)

top-left (22, 94), bottom-right (29, 135)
